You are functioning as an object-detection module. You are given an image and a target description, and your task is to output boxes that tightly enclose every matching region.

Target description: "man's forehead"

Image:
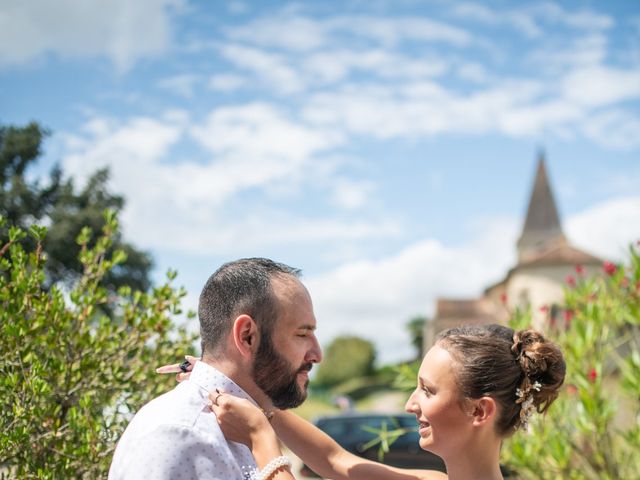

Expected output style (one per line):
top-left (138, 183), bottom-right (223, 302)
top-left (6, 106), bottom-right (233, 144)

top-left (271, 274), bottom-right (308, 298)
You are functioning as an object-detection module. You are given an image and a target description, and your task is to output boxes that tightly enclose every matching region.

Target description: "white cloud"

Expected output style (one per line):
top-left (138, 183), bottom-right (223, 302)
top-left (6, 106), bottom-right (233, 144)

top-left (157, 74), bottom-right (201, 98)
top-left (308, 193), bottom-right (640, 364)
top-left (303, 49), bottom-right (449, 84)
top-left (452, 2), bottom-right (612, 38)
top-left (229, 14), bottom-right (471, 54)
top-left (191, 103), bottom-right (342, 161)
top-left (528, 33), bottom-right (608, 72)
top-left (307, 217), bottom-right (518, 364)
top-left (328, 16), bottom-right (471, 47)
top-left (329, 178), bottom-right (375, 210)
top-left (567, 196), bottom-right (640, 261)
top-left (59, 105), bottom-right (398, 255)
top-left (303, 80), bottom-right (555, 139)
top-left (562, 65), bottom-right (640, 107)
top-left (0, 0), bottom-right (182, 72)
top-left (218, 44), bottom-right (304, 94)
top-left (229, 15), bottom-right (328, 52)
top-left (209, 73), bottom-right (247, 92)
top-left (582, 109), bottom-right (640, 150)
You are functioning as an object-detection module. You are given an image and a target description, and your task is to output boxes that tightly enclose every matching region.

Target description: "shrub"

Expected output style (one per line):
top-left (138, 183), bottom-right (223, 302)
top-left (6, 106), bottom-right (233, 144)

top-left (0, 211), bottom-right (197, 479)
top-left (503, 244), bottom-right (640, 479)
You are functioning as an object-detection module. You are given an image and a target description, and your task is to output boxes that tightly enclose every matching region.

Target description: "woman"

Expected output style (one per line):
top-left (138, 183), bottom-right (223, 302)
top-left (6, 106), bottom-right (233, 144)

top-left (165, 325), bottom-right (566, 480)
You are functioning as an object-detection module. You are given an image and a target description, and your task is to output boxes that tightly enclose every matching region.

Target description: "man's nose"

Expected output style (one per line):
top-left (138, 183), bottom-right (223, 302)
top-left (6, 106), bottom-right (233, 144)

top-left (306, 335), bottom-right (323, 363)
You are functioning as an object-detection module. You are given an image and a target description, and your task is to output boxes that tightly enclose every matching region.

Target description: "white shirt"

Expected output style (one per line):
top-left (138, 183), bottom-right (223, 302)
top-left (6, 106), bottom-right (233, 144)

top-left (109, 361), bottom-right (258, 480)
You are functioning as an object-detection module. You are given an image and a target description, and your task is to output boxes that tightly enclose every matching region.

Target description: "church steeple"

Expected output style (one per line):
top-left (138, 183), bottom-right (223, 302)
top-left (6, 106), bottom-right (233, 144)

top-left (516, 153), bottom-right (567, 263)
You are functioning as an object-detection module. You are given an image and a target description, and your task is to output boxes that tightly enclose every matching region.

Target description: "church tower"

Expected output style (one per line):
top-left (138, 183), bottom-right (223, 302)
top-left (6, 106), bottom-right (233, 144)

top-left (425, 152), bottom-right (605, 351)
top-left (516, 153), bottom-right (568, 263)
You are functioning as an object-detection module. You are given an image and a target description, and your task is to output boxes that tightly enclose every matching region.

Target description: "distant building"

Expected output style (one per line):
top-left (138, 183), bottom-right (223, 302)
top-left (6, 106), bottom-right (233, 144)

top-left (424, 154), bottom-right (604, 349)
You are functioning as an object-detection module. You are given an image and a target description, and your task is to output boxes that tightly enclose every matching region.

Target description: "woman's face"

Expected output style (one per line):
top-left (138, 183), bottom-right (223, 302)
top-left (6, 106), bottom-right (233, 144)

top-left (404, 344), bottom-right (474, 458)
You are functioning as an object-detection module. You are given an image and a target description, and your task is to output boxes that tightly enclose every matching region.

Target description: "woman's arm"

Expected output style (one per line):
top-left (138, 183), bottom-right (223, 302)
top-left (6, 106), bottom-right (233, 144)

top-left (271, 410), bottom-right (445, 480)
top-left (209, 392), bottom-right (295, 480)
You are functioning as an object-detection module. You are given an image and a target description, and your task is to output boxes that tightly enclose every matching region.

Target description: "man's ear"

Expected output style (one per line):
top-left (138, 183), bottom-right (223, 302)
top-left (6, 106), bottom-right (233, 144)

top-left (471, 397), bottom-right (497, 427)
top-left (232, 314), bottom-right (259, 358)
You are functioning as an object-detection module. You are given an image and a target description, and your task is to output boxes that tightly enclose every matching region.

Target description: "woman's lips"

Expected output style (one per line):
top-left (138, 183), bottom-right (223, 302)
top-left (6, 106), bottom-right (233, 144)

top-left (418, 420), bottom-right (431, 436)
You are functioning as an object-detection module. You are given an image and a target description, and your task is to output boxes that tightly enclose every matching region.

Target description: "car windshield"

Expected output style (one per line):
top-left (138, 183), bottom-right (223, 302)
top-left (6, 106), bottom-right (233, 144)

top-left (317, 415), bottom-right (418, 446)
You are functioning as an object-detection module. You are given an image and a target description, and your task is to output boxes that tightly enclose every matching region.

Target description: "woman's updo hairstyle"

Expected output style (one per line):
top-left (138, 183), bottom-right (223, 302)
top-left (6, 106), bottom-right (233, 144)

top-left (436, 324), bottom-right (566, 435)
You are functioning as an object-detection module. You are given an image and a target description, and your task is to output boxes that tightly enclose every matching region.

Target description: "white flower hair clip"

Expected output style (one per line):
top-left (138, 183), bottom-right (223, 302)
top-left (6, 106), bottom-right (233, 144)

top-left (515, 381), bottom-right (542, 432)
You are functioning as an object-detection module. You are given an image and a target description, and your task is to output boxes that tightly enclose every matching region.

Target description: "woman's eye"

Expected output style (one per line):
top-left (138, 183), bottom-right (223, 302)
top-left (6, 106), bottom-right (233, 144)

top-left (422, 387), bottom-right (432, 397)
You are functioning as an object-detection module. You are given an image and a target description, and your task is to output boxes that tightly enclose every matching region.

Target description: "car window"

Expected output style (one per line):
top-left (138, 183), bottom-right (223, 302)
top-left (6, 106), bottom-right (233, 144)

top-left (317, 415), bottom-right (418, 448)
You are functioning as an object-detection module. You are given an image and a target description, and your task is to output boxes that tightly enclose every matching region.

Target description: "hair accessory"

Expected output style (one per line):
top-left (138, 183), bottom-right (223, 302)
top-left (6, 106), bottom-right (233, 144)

top-left (515, 380), bottom-right (542, 431)
top-left (242, 456), bottom-right (292, 480)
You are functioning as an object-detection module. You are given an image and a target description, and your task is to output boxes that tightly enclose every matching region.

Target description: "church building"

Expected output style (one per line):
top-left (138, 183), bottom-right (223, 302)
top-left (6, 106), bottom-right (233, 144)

top-left (424, 155), bottom-right (604, 349)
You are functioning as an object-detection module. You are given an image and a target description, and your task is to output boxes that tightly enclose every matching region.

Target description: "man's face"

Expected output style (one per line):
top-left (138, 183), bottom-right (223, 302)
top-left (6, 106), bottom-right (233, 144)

top-left (251, 277), bottom-right (322, 409)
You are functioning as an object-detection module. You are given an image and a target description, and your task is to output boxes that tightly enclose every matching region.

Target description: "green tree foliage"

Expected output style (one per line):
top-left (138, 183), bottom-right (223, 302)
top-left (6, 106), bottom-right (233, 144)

top-left (503, 249), bottom-right (640, 479)
top-left (406, 315), bottom-right (427, 360)
top-left (0, 211), bottom-right (197, 479)
top-left (0, 122), bottom-right (152, 291)
top-left (314, 336), bottom-right (376, 388)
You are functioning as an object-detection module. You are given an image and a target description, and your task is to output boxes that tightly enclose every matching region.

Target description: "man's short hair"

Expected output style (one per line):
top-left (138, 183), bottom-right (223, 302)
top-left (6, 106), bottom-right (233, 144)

top-left (198, 258), bottom-right (301, 357)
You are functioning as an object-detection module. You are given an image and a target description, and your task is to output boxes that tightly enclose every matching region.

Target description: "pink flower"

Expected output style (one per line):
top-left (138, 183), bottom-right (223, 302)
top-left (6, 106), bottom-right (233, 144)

top-left (603, 261), bottom-right (617, 276)
top-left (588, 368), bottom-right (597, 383)
top-left (539, 305), bottom-right (549, 315)
top-left (566, 275), bottom-right (576, 287)
top-left (575, 264), bottom-right (586, 277)
top-left (500, 293), bottom-right (508, 305)
top-left (564, 310), bottom-right (574, 327)
top-left (621, 277), bottom-right (630, 288)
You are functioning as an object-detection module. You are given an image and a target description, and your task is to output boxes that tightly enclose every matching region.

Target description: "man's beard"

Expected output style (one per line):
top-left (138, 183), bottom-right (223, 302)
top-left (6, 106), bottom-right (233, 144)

top-left (252, 333), bottom-right (312, 409)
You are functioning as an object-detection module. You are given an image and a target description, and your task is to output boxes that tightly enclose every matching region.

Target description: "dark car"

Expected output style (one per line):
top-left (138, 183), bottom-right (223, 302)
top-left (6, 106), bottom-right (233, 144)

top-left (299, 412), bottom-right (446, 477)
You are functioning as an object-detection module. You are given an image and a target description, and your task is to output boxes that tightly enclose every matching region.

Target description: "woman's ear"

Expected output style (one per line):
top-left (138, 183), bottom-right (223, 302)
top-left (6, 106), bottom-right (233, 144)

top-left (471, 397), bottom-right (497, 427)
top-left (232, 314), bottom-right (259, 358)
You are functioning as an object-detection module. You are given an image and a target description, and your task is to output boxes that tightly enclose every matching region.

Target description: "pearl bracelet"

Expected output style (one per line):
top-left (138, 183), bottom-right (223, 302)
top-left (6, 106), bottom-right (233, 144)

top-left (243, 455), bottom-right (292, 480)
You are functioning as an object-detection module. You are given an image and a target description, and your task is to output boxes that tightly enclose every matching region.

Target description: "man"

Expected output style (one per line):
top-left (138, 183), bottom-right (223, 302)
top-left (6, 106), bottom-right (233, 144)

top-left (108, 258), bottom-right (323, 479)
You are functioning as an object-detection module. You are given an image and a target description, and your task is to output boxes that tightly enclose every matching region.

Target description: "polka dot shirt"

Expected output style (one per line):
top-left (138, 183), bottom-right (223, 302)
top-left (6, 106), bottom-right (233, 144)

top-left (109, 362), bottom-right (258, 479)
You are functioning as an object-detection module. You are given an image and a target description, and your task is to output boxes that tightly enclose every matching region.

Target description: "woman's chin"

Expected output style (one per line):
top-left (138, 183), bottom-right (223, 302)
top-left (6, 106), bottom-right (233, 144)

top-left (418, 436), bottom-right (439, 455)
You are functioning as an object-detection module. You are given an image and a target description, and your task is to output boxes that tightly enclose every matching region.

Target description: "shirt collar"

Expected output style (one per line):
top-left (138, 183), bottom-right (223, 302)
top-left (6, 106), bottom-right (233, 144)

top-left (188, 361), bottom-right (257, 406)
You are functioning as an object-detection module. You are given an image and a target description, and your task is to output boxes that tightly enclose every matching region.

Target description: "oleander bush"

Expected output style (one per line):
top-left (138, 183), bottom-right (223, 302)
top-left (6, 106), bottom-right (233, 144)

top-left (0, 211), bottom-right (197, 479)
top-left (503, 244), bottom-right (640, 479)
top-left (389, 243), bottom-right (640, 479)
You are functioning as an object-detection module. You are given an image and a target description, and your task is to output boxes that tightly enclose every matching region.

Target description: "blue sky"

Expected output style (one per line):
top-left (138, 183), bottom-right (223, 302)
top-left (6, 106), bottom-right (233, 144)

top-left (2, 0), bottom-right (639, 363)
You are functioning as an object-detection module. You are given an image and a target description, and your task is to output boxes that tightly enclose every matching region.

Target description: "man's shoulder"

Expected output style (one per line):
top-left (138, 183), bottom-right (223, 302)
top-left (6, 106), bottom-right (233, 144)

top-left (127, 381), bottom-right (211, 433)
top-left (109, 383), bottom-right (230, 479)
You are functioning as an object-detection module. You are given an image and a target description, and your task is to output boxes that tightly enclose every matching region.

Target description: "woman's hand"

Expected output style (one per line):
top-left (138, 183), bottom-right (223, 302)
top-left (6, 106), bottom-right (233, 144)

top-left (155, 355), bottom-right (199, 382)
top-left (208, 391), bottom-right (276, 449)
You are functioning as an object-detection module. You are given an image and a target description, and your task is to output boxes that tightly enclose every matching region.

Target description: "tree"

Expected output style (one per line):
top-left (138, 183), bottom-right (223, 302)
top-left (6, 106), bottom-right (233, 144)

top-left (314, 336), bottom-right (377, 388)
top-left (0, 122), bottom-right (152, 291)
top-left (0, 211), bottom-right (197, 479)
top-left (406, 315), bottom-right (427, 360)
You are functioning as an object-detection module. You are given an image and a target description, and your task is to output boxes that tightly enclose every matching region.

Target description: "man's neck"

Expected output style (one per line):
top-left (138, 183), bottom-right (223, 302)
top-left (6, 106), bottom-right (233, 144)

top-left (201, 356), bottom-right (273, 410)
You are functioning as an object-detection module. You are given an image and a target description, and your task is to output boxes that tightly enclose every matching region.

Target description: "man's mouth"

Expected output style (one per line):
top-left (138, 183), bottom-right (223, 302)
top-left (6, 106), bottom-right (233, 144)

top-left (298, 363), bottom-right (313, 375)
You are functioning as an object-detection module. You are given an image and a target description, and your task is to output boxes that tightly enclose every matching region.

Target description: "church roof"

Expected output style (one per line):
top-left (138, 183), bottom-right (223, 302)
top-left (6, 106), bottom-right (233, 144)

top-left (518, 242), bottom-right (603, 267)
top-left (516, 154), bottom-right (566, 261)
top-left (484, 242), bottom-right (604, 295)
top-left (435, 298), bottom-right (495, 322)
